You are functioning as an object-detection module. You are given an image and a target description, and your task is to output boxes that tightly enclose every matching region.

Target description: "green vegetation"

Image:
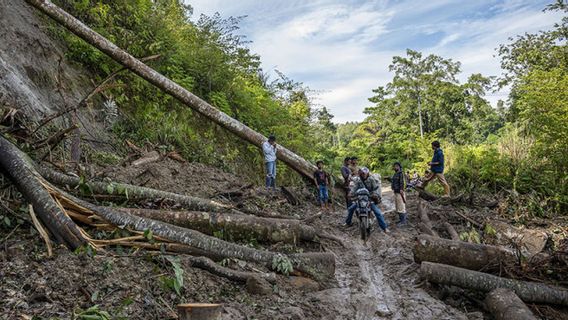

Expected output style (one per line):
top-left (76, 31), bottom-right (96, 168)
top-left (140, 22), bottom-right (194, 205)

top-left (336, 2), bottom-right (567, 216)
top-left (51, 0), bottom-right (330, 184)
top-left (50, 1), bottom-right (566, 217)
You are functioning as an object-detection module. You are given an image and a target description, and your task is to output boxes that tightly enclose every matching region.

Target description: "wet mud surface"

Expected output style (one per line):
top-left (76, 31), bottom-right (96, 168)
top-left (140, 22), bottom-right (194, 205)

top-left (0, 159), bottom-right (531, 319)
top-left (308, 187), bottom-right (469, 320)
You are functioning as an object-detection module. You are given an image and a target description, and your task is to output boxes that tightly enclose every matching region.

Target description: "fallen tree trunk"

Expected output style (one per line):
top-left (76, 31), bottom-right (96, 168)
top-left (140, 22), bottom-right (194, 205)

top-left (420, 262), bottom-right (568, 306)
top-left (38, 166), bottom-right (238, 213)
top-left (0, 135), bottom-right (86, 249)
top-left (418, 200), bottom-right (438, 237)
top-left (416, 188), bottom-right (497, 208)
top-left (414, 235), bottom-right (518, 271)
top-left (485, 288), bottom-right (537, 320)
top-left (117, 207), bottom-right (317, 243)
top-left (55, 189), bottom-right (335, 280)
top-left (186, 255), bottom-right (277, 283)
top-left (416, 188), bottom-right (439, 201)
top-left (26, 0), bottom-right (317, 180)
top-left (443, 222), bottom-right (460, 241)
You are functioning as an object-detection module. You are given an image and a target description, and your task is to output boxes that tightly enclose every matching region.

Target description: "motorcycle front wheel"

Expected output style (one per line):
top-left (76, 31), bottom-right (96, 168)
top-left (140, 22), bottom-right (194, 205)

top-left (359, 216), bottom-right (368, 241)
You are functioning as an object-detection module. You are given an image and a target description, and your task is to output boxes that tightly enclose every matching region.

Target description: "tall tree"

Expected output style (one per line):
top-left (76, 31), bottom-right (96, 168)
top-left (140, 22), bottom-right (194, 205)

top-left (388, 49), bottom-right (461, 137)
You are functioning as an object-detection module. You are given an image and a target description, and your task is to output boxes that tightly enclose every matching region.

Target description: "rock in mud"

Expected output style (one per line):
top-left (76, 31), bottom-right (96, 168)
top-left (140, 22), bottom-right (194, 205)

top-left (246, 276), bottom-right (272, 295)
top-left (490, 220), bottom-right (548, 257)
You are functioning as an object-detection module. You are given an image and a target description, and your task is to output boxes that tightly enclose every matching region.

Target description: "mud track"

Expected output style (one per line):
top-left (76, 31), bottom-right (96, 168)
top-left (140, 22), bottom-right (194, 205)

top-left (311, 187), bottom-right (469, 320)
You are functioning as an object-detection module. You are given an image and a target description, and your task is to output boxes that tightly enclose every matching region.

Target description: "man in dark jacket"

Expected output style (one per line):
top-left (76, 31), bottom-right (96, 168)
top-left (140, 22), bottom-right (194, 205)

top-left (422, 140), bottom-right (450, 196)
top-left (340, 157), bottom-right (352, 207)
top-left (391, 162), bottom-right (407, 225)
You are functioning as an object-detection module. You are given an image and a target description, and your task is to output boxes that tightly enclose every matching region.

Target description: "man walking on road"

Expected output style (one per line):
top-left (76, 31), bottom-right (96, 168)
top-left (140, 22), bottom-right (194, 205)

top-left (422, 140), bottom-right (450, 196)
top-left (262, 135), bottom-right (277, 189)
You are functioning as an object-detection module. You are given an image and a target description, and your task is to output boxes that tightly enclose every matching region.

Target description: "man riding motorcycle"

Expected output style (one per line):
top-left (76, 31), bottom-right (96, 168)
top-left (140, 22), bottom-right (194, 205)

top-left (343, 167), bottom-right (389, 233)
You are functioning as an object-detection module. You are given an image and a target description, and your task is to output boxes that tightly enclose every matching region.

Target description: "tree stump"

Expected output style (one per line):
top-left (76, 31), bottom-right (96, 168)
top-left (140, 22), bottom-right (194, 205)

top-left (177, 303), bottom-right (222, 320)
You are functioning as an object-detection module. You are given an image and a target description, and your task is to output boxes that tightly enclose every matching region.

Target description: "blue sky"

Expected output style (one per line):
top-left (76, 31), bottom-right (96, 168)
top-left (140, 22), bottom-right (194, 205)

top-left (185, 0), bottom-right (562, 123)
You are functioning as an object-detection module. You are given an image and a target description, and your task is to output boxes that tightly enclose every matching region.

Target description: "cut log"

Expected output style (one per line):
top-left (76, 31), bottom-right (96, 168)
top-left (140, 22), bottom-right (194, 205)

top-left (414, 235), bottom-right (518, 271)
top-left (177, 303), bottom-right (221, 320)
top-left (26, 0), bottom-right (317, 180)
top-left (38, 166), bottom-right (237, 213)
top-left (443, 222), bottom-right (460, 241)
top-left (54, 189), bottom-right (335, 280)
top-left (420, 262), bottom-right (568, 306)
top-left (117, 207), bottom-right (317, 243)
top-left (0, 135), bottom-right (86, 249)
top-left (485, 288), bottom-right (537, 320)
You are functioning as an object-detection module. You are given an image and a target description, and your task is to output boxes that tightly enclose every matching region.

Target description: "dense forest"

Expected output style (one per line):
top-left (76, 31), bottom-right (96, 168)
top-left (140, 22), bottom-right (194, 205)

top-left (50, 0), bottom-right (567, 217)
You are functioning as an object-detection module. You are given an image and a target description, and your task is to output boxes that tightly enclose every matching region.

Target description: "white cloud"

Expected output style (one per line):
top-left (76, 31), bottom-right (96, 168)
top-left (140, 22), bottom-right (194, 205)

top-left (186, 0), bottom-right (562, 123)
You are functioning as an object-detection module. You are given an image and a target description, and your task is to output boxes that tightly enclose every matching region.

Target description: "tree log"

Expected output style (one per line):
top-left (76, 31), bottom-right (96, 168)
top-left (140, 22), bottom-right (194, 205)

top-left (186, 256), bottom-right (277, 283)
top-left (420, 262), bottom-right (568, 306)
top-left (55, 190), bottom-right (335, 280)
top-left (414, 235), bottom-right (518, 271)
top-left (117, 207), bottom-right (316, 244)
top-left (443, 222), bottom-right (460, 241)
top-left (280, 186), bottom-right (299, 205)
top-left (418, 200), bottom-right (438, 237)
top-left (26, 0), bottom-right (317, 180)
top-left (485, 288), bottom-right (537, 320)
top-left (0, 135), bottom-right (86, 249)
top-left (416, 188), bottom-right (439, 201)
top-left (38, 166), bottom-right (237, 213)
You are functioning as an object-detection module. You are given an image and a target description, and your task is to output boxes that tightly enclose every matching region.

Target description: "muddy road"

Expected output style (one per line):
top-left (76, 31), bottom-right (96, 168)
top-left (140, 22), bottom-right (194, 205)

top-left (310, 187), bottom-right (469, 320)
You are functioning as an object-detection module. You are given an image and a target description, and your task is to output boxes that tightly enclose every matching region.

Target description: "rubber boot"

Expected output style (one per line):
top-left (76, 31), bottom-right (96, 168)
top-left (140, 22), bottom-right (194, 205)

top-left (396, 213), bottom-right (408, 226)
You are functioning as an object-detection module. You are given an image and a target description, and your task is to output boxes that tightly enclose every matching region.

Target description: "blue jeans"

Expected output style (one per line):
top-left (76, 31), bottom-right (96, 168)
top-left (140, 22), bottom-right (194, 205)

top-left (265, 161), bottom-right (276, 188)
top-left (345, 203), bottom-right (388, 231)
top-left (318, 185), bottom-right (329, 205)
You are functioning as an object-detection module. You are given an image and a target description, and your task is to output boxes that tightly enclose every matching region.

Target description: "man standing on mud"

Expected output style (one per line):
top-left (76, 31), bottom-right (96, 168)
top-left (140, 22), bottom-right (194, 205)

top-left (341, 157), bottom-right (352, 207)
top-left (422, 140), bottom-right (450, 196)
top-left (391, 162), bottom-right (407, 225)
top-left (262, 135), bottom-right (277, 189)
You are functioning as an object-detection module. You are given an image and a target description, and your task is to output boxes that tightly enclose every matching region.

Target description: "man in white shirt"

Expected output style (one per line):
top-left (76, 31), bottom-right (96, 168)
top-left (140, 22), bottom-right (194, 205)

top-left (262, 135), bottom-right (277, 189)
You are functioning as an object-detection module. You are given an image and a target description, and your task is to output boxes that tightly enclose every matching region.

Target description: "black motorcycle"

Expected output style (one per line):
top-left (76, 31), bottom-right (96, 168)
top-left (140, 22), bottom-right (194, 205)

top-left (354, 188), bottom-right (372, 241)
